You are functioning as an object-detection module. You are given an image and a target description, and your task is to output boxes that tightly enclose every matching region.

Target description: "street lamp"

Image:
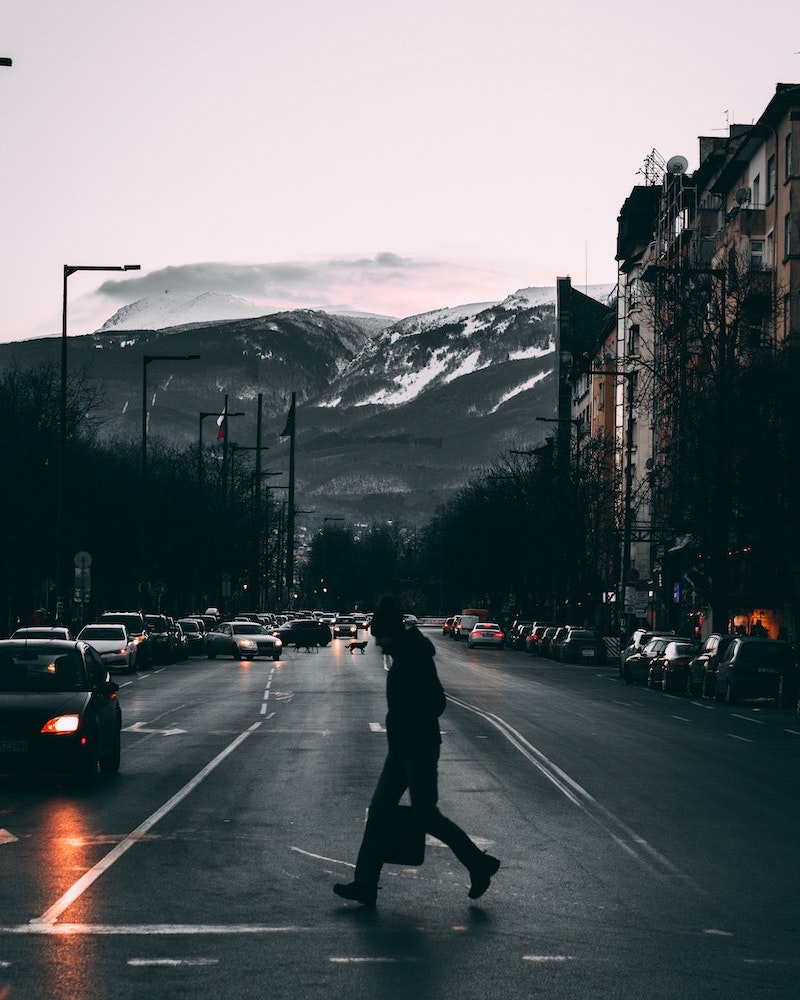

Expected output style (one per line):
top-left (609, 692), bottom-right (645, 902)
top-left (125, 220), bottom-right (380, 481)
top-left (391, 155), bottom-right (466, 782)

top-left (140, 353), bottom-right (200, 589)
top-left (58, 263), bottom-right (140, 618)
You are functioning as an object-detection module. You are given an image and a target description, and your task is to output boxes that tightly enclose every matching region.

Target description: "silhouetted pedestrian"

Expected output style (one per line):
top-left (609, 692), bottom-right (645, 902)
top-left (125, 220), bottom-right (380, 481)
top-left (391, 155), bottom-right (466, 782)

top-left (334, 596), bottom-right (499, 906)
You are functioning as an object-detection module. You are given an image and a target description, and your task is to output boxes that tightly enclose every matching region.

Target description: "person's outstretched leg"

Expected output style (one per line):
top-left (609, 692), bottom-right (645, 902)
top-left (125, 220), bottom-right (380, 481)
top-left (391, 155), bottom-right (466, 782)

top-left (407, 746), bottom-right (500, 899)
top-left (334, 751), bottom-right (407, 905)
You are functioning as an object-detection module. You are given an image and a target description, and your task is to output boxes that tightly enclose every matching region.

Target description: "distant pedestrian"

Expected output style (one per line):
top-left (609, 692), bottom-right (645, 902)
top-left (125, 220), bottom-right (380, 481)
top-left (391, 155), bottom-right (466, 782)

top-left (334, 596), bottom-right (499, 906)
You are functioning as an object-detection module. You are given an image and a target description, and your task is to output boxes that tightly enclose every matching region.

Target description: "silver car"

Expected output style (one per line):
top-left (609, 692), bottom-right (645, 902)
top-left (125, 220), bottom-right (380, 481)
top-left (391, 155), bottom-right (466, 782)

top-left (77, 623), bottom-right (136, 673)
top-left (205, 621), bottom-right (283, 661)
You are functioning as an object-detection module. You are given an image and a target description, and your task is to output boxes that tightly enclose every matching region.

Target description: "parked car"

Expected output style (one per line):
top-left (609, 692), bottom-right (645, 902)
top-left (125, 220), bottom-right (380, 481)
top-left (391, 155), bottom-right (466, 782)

top-left (77, 623), bottom-right (137, 673)
top-left (272, 619), bottom-right (332, 648)
top-left (206, 621), bottom-right (283, 660)
top-left (510, 623), bottom-right (534, 650)
top-left (508, 620), bottom-right (533, 649)
top-left (97, 611), bottom-right (151, 668)
top-left (467, 623), bottom-right (505, 649)
top-left (648, 640), bottom-right (698, 692)
top-left (525, 623), bottom-right (556, 655)
top-left (177, 618), bottom-right (206, 656)
top-left (442, 616), bottom-right (456, 637)
top-left (623, 635), bottom-right (679, 685)
top-left (538, 626), bottom-right (559, 658)
top-left (10, 626), bottom-right (75, 640)
top-left (711, 637), bottom-right (794, 705)
top-left (332, 616), bottom-right (359, 639)
top-left (557, 627), bottom-right (607, 664)
top-left (0, 639), bottom-right (121, 783)
top-left (687, 633), bottom-right (736, 697)
top-left (619, 629), bottom-right (676, 677)
top-left (548, 626), bottom-right (573, 660)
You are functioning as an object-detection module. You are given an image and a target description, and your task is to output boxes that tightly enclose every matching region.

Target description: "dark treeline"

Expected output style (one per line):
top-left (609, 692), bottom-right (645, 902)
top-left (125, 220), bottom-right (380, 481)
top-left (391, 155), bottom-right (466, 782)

top-left (5, 338), bottom-right (800, 632)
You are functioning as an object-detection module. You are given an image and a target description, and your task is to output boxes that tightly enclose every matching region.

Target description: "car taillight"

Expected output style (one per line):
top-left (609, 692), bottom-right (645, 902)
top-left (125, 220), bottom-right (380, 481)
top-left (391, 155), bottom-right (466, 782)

top-left (493, 632), bottom-right (504, 639)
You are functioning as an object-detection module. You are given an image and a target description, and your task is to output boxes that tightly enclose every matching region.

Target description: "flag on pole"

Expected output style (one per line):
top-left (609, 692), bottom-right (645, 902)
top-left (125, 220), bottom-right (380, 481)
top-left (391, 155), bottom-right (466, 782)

top-left (216, 408), bottom-right (226, 441)
top-left (280, 396), bottom-right (295, 438)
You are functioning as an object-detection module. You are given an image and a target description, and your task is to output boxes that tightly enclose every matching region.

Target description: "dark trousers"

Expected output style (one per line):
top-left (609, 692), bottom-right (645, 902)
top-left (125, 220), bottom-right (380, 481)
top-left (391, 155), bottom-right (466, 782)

top-left (354, 743), bottom-right (483, 886)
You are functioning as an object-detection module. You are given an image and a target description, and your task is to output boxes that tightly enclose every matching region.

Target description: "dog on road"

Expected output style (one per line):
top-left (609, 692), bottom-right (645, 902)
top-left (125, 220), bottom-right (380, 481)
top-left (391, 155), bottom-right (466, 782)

top-left (347, 640), bottom-right (368, 655)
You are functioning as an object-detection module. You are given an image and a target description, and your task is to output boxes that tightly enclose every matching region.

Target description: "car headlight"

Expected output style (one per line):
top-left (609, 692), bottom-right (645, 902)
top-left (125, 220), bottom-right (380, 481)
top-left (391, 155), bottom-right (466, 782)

top-left (41, 715), bottom-right (80, 734)
top-left (274, 639), bottom-right (282, 648)
top-left (239, 639), bottom-right (258, 650)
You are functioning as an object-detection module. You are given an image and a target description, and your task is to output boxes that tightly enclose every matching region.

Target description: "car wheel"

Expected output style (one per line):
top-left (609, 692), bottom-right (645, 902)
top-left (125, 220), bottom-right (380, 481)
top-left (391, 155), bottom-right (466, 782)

top-left (721, 681), bottom-right (733, 704)
top-left (272, 651), bottom-right (281, 661)
top-left (231, 644), bottom-right (240, 659)
top-left (100, 730), bottom-right (121, 775)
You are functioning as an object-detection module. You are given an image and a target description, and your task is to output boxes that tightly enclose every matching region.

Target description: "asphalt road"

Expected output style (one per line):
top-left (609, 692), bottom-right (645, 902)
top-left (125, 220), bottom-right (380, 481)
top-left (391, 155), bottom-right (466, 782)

top-left (1, 630), bottom-right (798, 1000)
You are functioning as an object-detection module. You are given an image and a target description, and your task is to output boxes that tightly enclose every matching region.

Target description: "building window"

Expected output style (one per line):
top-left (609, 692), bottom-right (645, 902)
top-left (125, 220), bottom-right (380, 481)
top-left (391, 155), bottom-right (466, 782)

top-left (787, 132), bottom-right (795, 180)
top-left (752, 173), bottom-right (761, 206)
top-left (750, 239), bottom-right (765, 271)
top-left (786, 213), bottom-right (795, 258)
top-left (767, 155), bottom-right (776, 201)
top-left (628, 323), bottom-right (640, 356)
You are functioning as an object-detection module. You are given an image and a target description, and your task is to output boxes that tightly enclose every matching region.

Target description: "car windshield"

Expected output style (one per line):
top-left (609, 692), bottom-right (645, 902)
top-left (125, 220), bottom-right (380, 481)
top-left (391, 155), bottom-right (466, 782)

top-left (232, 623), bottom-right (265, 635)
top-left (669, 642), bottom-right (695, 656)
top-left (179, 621), bottom-right (200, 633)
top-left (103, 616), bottom-right (142, 632)
top-left (0, 648), bottom-right (87, 692)
top-left (568, 630), bottom-right (598, 639)
top-left (80, 627), bottom-right (124, 640)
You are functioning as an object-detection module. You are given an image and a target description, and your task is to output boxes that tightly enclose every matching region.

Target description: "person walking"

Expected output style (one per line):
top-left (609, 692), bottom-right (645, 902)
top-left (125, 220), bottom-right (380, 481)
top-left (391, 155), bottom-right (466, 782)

top-left (334, 596), bottom-right (500, 906)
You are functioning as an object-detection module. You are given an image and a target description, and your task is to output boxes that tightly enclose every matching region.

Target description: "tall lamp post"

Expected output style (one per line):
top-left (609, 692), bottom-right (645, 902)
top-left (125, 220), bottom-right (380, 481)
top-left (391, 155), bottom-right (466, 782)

top-left (58, 263), bottom-right (140, 619)
top-left (140, 353), bottom-right (200, 592)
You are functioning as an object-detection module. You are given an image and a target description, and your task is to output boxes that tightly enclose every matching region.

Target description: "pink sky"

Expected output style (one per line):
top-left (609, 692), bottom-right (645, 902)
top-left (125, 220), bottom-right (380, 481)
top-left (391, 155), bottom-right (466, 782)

top-left (2, 1), bottom-right (799, 340)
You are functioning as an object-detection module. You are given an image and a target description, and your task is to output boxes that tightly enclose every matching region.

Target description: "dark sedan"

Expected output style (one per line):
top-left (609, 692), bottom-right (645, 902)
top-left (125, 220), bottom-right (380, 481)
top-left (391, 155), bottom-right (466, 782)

top-left (0, 639), bottom-right (121, 784)
top-left (557, 627), bottom-right (607, 664)
top-left (648, 640), bottom-right (698, 692)
top-left (272, 619), bottom-right (332, 647)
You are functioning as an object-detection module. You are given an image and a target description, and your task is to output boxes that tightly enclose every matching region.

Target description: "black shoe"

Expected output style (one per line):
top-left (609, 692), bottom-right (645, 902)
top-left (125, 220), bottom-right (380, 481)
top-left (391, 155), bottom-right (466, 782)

top-left (333, 881), bottom-right (378, 906)
top-left (468, 853), bottom-right (500, 899)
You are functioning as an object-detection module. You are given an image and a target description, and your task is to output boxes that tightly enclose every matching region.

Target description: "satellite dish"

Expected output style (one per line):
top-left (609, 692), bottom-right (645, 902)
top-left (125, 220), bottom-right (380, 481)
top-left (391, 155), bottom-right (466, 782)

top-left (735, 186), bottom-right (750, 205)
top-left (666, 154), bottom-right (689, 175)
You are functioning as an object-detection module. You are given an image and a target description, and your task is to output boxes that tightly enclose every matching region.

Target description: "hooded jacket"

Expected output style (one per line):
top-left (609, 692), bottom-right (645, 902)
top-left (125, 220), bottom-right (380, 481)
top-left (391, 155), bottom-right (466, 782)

top-left (384, 626), bottom-right (446, 750)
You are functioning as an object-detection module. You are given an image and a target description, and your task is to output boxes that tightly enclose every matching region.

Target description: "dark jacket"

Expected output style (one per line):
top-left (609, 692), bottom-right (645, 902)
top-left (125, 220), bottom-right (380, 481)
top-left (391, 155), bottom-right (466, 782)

top-left (385, 626), bottom-right (446, 750)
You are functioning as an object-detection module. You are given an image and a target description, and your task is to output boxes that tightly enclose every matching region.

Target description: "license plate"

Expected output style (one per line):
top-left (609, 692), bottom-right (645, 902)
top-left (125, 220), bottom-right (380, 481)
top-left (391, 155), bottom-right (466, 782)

top-left (581, 649), bottom-right (596, 658)
top-left (0, 740), bottom-right (28, 752)
top-left (757, 667), bottom-right (778, 674)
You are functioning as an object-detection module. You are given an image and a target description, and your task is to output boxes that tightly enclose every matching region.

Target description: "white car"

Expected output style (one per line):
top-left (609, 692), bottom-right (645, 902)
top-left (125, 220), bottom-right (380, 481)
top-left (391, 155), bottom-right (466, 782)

top-left (78, 623), bottom-right (136, 672)
top-left (468, 623), bottom-right (506, 649)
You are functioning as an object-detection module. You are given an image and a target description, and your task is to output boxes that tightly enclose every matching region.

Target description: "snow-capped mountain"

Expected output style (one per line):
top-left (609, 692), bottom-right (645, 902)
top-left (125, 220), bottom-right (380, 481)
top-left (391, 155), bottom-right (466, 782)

top-left (99, 292), bottom-right (277, 331)
top-left (0, 284), bottom-right (613, 525)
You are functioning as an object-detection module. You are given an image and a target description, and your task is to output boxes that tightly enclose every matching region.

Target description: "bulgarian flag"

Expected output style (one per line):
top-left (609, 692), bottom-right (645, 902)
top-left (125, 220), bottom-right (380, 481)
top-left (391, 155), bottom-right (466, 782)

top-left (216, 407), bottom-right (227, 441)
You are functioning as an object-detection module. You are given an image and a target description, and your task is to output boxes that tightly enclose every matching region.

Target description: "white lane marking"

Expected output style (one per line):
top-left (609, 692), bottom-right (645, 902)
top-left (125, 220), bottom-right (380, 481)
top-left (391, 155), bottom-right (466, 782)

top-left (732, 714), bottom-right (764, 725)
top-left (290, 846), bottom-right (354, 869)
top-left (123, 722), bottom-right (186, 736)
top-left (704, 928), bottom-right (734, 936)
top-left (129, 958), bottom-right (219, 966)
top-left (330, 957), bottom-right (414, 964)
top-left (369, 722), bottom-right (386, 732)
top-left (1, 924), bottom-right (310, 936)
top-left (446, 694), bottom-right (700, 891)
top-left (727, 734), bottom-right (754, 743)
top-left (0, 829), bottom-right (19, 845)
top-left (671, 716), bottom-right (691, 723)
top-left (523, 955), bottom-right (576, 963)
top-left (32, 721), bottom-right (263, 927)
top-left (784, 729), bottom-right (800, 737)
